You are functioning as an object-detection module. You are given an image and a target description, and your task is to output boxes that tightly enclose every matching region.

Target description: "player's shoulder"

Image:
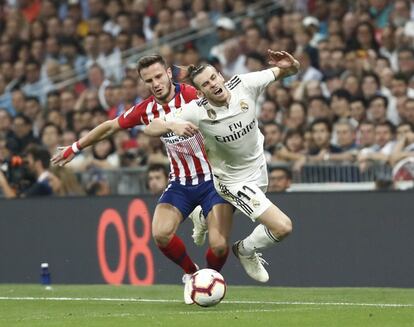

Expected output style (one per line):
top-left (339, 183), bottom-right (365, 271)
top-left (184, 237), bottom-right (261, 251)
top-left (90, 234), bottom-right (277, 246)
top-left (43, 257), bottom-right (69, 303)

top-left (121, 96), bottom-right (154, 119)
top-left (224, 74), bottom-right (242, 91)
top-left (179, 83), bottom-right (198, 102)
top-left (195, 97), bottom-right (208, 108)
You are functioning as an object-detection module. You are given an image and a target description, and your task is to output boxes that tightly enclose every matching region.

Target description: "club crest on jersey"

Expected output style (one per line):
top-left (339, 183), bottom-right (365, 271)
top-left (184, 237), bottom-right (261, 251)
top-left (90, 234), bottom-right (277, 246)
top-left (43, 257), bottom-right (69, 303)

top-left (251, 199), bottom-right (260, 208)
top-left (207, 109), bottom-right (217, 120)
top-left (240, 100), bottom-right (249, 112)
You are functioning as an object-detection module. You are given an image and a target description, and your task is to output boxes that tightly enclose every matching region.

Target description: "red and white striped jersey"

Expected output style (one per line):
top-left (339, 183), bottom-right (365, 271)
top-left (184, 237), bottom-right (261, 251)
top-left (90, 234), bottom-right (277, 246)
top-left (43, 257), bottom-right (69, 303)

top-left (118, 83), bottom-right (212, 185)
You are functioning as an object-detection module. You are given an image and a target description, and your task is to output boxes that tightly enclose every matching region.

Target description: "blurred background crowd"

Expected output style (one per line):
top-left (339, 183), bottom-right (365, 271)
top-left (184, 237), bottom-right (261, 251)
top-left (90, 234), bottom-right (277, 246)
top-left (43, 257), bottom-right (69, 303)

top-left (0, 0), bottom-right (414, 198)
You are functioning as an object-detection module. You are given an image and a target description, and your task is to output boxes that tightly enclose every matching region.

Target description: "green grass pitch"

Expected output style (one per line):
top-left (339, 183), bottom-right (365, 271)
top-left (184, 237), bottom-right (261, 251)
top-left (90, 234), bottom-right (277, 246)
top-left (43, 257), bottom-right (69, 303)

top-left (0, 284), bottom-right (413, 327)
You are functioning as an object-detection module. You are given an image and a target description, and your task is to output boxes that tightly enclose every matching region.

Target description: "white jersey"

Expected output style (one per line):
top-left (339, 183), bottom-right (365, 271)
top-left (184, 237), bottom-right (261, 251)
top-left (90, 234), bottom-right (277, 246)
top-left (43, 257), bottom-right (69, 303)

top-left (165, 69), bottom-right (276, 184)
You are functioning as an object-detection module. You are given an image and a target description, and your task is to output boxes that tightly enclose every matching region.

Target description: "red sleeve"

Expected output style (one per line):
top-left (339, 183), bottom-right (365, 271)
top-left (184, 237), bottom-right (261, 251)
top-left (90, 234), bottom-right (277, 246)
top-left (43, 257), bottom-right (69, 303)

top-left (117, 100), bottom-right (149, 128)
top-left (180, 83), bottom-right (198, 103)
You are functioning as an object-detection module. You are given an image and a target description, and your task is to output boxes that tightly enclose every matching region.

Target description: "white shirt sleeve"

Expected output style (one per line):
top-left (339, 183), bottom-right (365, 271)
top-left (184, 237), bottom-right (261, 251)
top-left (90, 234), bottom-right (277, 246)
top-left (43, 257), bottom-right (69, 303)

top-left (164, 100), bottom-right (200, 126)
top-left (238, 69), bottom-right (276, 99)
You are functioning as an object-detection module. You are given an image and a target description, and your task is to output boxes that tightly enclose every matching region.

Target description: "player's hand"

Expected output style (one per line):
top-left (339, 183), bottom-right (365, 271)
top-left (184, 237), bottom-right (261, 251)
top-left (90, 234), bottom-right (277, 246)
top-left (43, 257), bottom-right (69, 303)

top-left (51, 146), bottom-right (75, 166)
top-left (171, 122), bottom-right (199, 137)
top-left (267, 50), bottom-right (298, 69)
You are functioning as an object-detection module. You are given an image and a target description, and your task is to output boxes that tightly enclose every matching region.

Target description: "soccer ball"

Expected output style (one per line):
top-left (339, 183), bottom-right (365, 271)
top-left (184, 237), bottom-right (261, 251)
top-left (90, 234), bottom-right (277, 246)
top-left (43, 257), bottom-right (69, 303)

top-left (190, 268), bottom-right (226, 307)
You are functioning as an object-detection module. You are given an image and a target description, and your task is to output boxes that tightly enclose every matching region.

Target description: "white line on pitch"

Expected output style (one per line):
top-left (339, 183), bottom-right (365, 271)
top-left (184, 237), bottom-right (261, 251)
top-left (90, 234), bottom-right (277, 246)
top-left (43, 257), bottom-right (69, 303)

top-left (0, 297), bottom-right (413, 308)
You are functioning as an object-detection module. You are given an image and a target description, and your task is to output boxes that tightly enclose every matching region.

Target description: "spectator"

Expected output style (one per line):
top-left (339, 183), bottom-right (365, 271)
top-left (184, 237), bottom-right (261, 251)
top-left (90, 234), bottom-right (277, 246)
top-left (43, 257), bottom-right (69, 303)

top-left (7, 113), bottom-right (39, 155)
top-left (389, 122), bottom-right (414, 166)
top-left (268, 166), bottom-right (292, 192)
top-left (350, 97), bottom-right (367, 124)
top-left (358, 121), bottom-right (396, 169)
top-left (262, 122), bottom-right (283, 162)
top-left (0, 145), bottom-right (55, 198)
top-left (147, 163), bottom-right (169, 195)
top-left (367, 95), bottom-right (388, 124)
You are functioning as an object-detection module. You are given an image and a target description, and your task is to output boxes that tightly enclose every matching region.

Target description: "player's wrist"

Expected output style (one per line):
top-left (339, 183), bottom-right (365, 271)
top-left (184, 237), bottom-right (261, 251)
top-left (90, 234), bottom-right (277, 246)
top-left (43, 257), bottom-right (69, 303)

top-left (62, 141), bottom-right (82, 159)
top-left (71, 141), bottom-right (82, 154)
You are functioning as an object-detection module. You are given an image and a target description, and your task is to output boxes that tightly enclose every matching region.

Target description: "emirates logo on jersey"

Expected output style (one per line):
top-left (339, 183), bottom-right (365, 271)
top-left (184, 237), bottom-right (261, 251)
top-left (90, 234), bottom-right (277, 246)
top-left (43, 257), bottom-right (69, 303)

top-left (207, 109), bottom-right (217, 120)
top-left (240, 100), bottom-right (249, 112)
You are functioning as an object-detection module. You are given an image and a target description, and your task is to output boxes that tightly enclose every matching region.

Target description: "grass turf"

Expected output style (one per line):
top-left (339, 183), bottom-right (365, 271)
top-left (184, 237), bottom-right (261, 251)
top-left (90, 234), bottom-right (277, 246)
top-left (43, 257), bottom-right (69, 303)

top-left (0, 284), bottom-right (413, 327)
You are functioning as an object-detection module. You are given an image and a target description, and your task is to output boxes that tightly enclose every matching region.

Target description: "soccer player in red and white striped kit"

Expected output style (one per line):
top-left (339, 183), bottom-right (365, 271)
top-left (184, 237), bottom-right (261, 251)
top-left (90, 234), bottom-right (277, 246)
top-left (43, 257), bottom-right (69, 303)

top-left (52, 55), bottom-right (233, 304)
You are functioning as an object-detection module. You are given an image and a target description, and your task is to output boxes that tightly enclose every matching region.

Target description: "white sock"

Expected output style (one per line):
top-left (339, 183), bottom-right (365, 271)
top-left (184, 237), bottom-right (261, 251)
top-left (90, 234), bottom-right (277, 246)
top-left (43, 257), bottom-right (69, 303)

top-left (238, 224), bottom-right (279, 256)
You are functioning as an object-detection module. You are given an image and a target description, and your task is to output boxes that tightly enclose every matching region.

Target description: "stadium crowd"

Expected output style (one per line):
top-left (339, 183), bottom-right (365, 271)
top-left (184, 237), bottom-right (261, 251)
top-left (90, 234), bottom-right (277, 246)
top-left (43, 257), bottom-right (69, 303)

top-left (0, 0), bottom-right (414, 197)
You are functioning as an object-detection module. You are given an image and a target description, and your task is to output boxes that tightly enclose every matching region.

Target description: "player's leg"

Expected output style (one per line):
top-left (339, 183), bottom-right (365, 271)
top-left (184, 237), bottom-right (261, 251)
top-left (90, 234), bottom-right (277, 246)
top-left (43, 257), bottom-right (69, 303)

top-left (240, 204), bottom-right (292, 256)
top-left (205, 203), bottom-right (233, 271)
top-left (198, 179), bottom-right (234, 271)
top-left (154, 183), bottom-right (198, 275)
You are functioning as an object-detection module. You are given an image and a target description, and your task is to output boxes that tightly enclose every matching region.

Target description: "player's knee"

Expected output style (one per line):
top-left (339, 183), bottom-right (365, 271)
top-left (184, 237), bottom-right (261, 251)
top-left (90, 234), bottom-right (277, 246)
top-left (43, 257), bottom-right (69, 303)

top-left (209, 235), bottom-right (229, 257)
top-left (277, 217), bottom-right (293, 238)
top-left (152, 229), bottom-right (173, 247)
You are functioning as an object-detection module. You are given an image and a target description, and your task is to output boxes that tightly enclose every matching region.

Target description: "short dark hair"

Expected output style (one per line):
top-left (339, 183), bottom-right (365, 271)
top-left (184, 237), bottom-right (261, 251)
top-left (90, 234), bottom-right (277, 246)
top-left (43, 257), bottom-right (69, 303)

top-left (397, 121), bottom-right (414, 132)
top-left (269, 166), bottom-right (292, 180)
top-left (375, 120), bottom-right (396, 134)
top-left (136, 54), bottom-right (167, 76)
top-left (40, 123), bottom-right (62, 139)
top-left (147, 163), bottom-right (168, 179)
top-left (14, 113), bottom-right (32, 125)
top-left (331, 89), bottom-right (352, 103)
top-left (368, 94), bottom-right (388, 108)
top-left (25, 145), bottom-right (51, 169)
top-left (311, 118), bottom-right (332, 133)
top-left (350, 97), bottom-right (367, 107)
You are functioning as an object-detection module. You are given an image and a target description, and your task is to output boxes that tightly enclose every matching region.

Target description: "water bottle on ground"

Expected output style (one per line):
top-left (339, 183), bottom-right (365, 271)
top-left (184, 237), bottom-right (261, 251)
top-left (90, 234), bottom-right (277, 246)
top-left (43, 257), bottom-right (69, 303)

top-left (40, 263), bottom-right (52, 290)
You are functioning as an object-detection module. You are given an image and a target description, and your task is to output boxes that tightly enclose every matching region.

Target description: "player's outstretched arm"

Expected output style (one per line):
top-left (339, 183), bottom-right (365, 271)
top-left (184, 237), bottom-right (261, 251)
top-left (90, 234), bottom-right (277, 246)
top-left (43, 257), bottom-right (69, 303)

top-left (51, 118), bottom-right (122, 166)
top-left (144, 118), bottom-right (198, 137)
top-left (267, 50), bottom-right (300, 80)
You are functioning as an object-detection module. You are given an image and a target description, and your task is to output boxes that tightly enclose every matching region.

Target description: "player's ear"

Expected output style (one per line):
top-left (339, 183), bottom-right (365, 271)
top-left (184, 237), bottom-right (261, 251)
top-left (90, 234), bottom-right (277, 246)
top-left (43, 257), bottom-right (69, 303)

top-left (166, 67), bottom-right (173, 79)
top-left (196, 89), bottom-right (205, 98)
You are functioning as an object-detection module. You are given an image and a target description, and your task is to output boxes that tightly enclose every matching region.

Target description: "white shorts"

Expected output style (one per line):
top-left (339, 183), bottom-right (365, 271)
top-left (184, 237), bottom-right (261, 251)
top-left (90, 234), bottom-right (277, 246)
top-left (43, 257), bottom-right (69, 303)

top-left (213, 165), bottom-right (272, 221)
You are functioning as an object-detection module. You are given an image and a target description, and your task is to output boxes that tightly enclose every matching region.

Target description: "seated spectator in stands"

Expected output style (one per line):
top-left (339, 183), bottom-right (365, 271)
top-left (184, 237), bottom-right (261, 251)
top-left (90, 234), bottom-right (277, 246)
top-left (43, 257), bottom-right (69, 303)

top-left (294, 48), bottom-right (323, 82)
top-left (343, 74), bottom-right (361, 98)
top-left (147, 163), bottom-right (169, 196)
top-left (0, 74), bottom-right (14, 116)
top-left (89, 138), bottom-right (118, 169)
top-left (358, 121), bottom-right (396, 170)
top-left (330, 119), bottom-right (358, 161)
top-left (388, 73), bottom-right (414, 125)
top-left (285, 101), bottom-right (307, 131)
top-left (85, 168), bottom-right (111, 196)
top-left (49, 166), bottom-right (85, 196)
top-left (397, 48), bottom-right (414, 80)
top-left (11, 89), bottom-right (26, 115)
top-left (21, 60), bottom-right (52, 105)
top-left (268, 167), bottom-right (292, 193)
top-left (0, 109), bottom-right (13, 138)
top-left (40, 123), bottom-right (62, 156)
top-left (7, 113), bottom-right (39, 155)
top-left (258, 100), bottom-right (278, 124)
top-left (361, 72), bottom-right (382, 101)
top-left (367, 95), bottom-right (388, 124)
top-left (244, 52), bottom-right (266, 73)
top-left (24, 96), bottom-right (43, 137)
top-left (0, 145), bottom-right (55, 198)
top-left (307, 96), bottom-right (331, 123)
top-left (308, 118), bottom-right (342, 159)
top-left (262, 122), bottom-right (283, 162)
top-left (275, 129), bottom-right (306, 163)
top-left (404, 98), bottom-right (414, 126)
top-left (350, 97), bottom-right (367, 125)
top-left (330, 89), bottom-right (352, 122)
top-left (357, 120), bottom-right (376, 149)
top-left (389, 122), bottom-right (414, 166)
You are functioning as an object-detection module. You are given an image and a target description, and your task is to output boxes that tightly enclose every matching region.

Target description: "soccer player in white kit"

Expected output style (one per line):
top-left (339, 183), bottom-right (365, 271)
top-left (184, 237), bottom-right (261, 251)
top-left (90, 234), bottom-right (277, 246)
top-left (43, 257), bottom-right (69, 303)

top-left (144, 50), bottom-right (299, 282)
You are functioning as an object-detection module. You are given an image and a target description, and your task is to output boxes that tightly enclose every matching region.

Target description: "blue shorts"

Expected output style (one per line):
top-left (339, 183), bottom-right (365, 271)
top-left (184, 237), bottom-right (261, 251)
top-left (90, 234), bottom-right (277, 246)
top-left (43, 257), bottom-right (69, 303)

top-left (158, 180), bottom-right (229, 219)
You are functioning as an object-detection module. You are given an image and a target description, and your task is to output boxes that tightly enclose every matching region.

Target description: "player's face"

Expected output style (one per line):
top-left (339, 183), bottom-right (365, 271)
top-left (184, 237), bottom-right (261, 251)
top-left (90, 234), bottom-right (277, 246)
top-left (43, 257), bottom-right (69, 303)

top-left (139, 63), bottom-right (173, 102)
top-left (193, 66), bottom-right (229, 106)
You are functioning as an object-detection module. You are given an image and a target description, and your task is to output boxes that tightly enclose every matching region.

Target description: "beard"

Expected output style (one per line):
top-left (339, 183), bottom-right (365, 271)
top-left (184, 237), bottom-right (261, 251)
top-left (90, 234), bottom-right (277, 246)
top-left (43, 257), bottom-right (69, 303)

top-left (153, 79), bottom-right (174, 103)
